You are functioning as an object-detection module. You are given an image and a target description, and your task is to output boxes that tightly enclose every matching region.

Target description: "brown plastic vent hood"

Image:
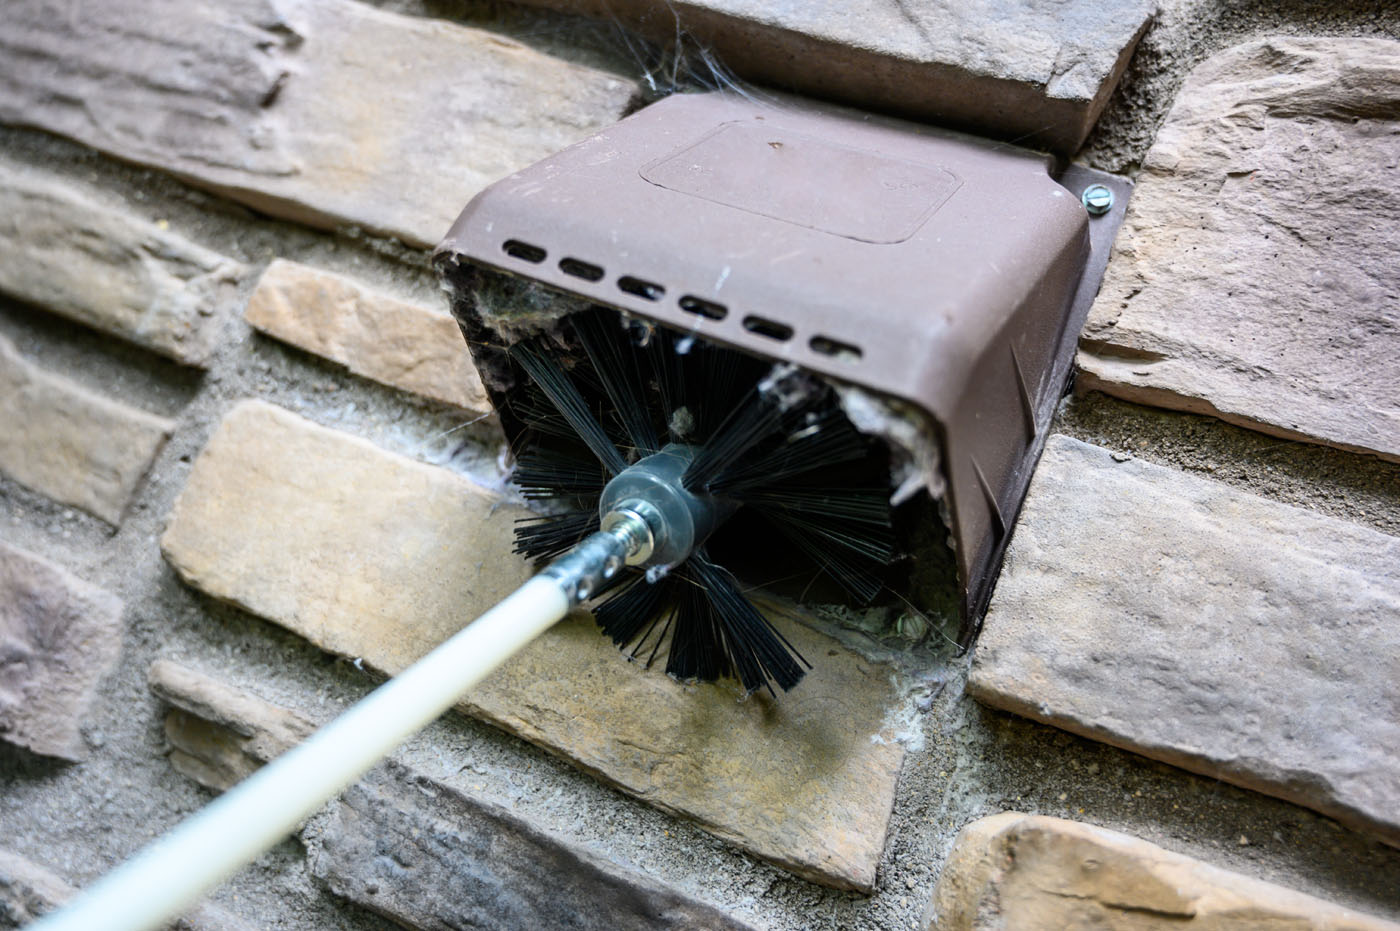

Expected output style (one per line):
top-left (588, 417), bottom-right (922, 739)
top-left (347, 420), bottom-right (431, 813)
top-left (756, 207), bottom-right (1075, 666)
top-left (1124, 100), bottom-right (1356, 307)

top-left (435, 90), bottom-right (1129, 643)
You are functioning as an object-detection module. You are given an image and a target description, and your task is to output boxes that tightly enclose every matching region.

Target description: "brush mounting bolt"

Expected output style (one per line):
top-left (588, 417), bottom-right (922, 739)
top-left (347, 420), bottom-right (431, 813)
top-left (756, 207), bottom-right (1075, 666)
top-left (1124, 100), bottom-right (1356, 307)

top-left (601, 505), bottom-right (657, 566)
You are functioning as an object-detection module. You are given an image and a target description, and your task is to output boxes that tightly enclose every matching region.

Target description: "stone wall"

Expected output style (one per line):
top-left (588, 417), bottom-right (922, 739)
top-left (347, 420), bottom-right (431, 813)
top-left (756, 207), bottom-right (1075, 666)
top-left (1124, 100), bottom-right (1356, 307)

top-left (1, 1), bottom-right (1398, 929)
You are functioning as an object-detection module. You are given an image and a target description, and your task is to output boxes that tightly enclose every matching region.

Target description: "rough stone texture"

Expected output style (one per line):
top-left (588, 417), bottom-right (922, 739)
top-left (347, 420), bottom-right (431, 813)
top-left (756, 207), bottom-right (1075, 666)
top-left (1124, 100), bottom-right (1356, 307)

top-left (0, 847), bottom-right (255, 930)
top-left (0, 849), bottom-right (73, 928)
top-left (160, 399), bottom-right (536, 667)
top-left (149, 659), bottom-right (314, 792)
top-left (929, 813), bottom-right (1400, 931)
top-left (1079, 37), bottom-right (1400, 462)
top-left (455, 603), bottom-right (904, 894)
top-left (970, 435), bottom-right (1400, 847)
top-left (0, 333), bottom-right (174, 524)
top-left (0, 0), bottom-right (636, 248)
top-left (0, 542), bottom-right (123, 762)
top-left (0, 160), bottom-right (245, 366)
top-left (313, 762), bottom-right (758, 931)
top-left (160, 400), bottom-right (905, 892)
top-left (515, 0), bottom-right (1154, 153)
top-left (244, 259), bottom-right (489, 413)
top-left (1078, 2), bottom-right (1400, 175)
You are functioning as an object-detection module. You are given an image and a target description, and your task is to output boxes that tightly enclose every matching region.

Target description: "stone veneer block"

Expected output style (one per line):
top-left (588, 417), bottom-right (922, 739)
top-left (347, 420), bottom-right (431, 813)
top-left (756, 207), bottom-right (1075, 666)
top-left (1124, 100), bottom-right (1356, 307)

top-left (160, 401), bottom-right (905, 891)
top-left (0, 161), bottom-right (246, 366)
top-left (0, 0), bottom-right (635, 248)
top-left (1079, 37), bottom-right (1400, 462)
top-left (970, 436), bottom-right (1400, 847)
top-left (0, 847), bottom-right (255, 930)
top-left (930, 813), bottom-right (1399, 931)
top-left (510, 0), bottom-right (1153, 153)
top-left (149, 659), bottom-right (315, 793)
top-left (0, 541), bottom-right (122, 762)
top-left (244, 259), bottom-right (489, 413)
top-left (0, 334), bottom-right (174, 524)
top-left (148, 662), bottom-right (756, 931)
top-left (313, 764), bottom-right (758, 931)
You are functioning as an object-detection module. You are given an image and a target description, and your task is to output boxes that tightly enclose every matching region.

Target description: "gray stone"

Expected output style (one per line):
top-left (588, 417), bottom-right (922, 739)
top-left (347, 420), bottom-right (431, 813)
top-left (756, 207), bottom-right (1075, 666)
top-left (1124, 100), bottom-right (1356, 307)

top-left (311, 762), bottom-right (758, 931)
top-left (149, 659), bottom-right (313, 792)
top-left (1079, 37), bottom-right (1400, 462)
top-left (0, 541), bottom-right (123, 761)
top-left (511, 0), bottom-right (1154, 153)
top-left (0, 847), bottom-right (255, 930)
top-left (0, 0), bottom-right (636, 248)
top-left (930, 813), bottom-right (1400, 931)
top-left (160, 400), bottom-right (905, 892)
top-left (244, 259), bottom-right (490, 414)
top-left (0, 160), bottom-right (245, 366)
top-left (969, 435), bottom-right (1400, 847)
top-left (0, 333), bottom-right (174, 524)
top-left (0, 849), bottom-right (72, 928)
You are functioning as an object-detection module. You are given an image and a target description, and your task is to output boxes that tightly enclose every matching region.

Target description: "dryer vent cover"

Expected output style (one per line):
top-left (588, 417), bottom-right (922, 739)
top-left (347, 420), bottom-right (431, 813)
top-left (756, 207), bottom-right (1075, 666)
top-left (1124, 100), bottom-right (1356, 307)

top-left (435, 90), bottom-right (1128, 643)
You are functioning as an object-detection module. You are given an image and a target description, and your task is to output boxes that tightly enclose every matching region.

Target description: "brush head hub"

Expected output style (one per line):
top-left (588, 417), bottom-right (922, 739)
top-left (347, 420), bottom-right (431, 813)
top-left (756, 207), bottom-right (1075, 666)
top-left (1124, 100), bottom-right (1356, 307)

top-left (599, 444), bottom-right (736, 570)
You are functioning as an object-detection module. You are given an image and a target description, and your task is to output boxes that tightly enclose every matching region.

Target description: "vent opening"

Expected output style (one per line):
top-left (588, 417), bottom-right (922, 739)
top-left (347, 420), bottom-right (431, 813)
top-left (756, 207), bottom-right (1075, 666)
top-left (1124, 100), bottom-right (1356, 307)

top-left (810, 335), bottom-right (863, 362)
top-left (742, 315), bottom-right (793, 341)
top-left (559, 258), bottom-right (604, 282)
top-left (678, 295), bottom-right (727, 320)
top-left (618, 276), bottom-right (664, 300)
top-left (502, 240), bottom-right (546, 263)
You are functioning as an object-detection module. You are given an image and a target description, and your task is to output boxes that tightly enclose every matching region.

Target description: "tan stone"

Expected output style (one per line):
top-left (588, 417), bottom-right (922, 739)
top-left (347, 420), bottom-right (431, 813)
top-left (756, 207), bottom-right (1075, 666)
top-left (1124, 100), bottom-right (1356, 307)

top-left (160, 400), bottom-right (904, 891)
top-left (458, 601), bottom-right (903, 893)
top-left (244, 259), bottom-right (488, 413)
top-left (1079, 37), bottom-right (1400, 462)
top-left (0, 160), bottom-right (245, 366)
top-left (0, 334), bottom-right (174, 524)
top-left (930, 813), bottom-right (1399, 931)
top-left (970, 436), bottom-right (1400, 847)
top-left (0, 846), bottom-right (255, 930)
top-left (0, 0), bottom-right (636, 248)
top-left (513, 0), bottom-right (1152, 154)
top-left (160, 400), bottom-right (534, 668)
top-left (149, 659), bottom-right (313, 792)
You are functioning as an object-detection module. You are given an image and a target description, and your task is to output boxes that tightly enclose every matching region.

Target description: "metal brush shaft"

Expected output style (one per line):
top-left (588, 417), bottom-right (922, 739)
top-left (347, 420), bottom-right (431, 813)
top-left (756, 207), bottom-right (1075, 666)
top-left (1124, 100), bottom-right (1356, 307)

top-left (541, 510), bottom-right (651, 601)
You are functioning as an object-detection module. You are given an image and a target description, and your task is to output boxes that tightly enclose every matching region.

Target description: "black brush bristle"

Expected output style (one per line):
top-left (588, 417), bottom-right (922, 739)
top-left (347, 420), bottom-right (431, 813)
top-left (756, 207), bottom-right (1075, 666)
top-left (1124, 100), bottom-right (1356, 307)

top-left (510, 341), bottom-right (629, 476)
top-left (513, 512), bottom-right (599, 561)
top-left (573, 312), bottom-right (661, 458)
top-left (593, 573), bottom-right (670, 648)
top-left (509, 308), bottom-right (894, 695)
top-left (687, 552), bottom-right (809, 694)
top-left (513, 445), bottom-right (607, 501)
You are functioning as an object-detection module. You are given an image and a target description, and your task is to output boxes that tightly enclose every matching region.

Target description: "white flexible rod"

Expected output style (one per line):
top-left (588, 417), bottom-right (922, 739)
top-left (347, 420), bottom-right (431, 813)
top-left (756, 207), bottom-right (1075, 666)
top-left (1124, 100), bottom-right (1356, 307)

top-left (30, 575), bottom-right (570, 931)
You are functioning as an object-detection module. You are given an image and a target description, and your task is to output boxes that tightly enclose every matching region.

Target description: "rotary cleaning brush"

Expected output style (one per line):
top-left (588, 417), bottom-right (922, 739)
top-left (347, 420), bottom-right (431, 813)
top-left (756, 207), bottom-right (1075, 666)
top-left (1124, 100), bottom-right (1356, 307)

top-left (34, 89), bottom-right (1125, 931)
top-left (505, 307), bottom-right (895, 694)
top-left (435, 89), bottom-right (1127, 684)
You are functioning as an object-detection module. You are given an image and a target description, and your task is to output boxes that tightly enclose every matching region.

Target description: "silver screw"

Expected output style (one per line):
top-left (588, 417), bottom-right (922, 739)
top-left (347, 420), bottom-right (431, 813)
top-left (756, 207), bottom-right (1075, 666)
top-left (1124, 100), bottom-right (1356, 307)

top-left (600, 504), bottom-right (656, 566)
top-left (1081, 184), bottom-right (1114, 216)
